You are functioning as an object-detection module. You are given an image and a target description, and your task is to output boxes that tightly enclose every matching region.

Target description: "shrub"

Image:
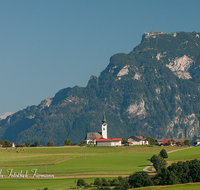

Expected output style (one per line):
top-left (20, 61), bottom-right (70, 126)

top-left (46, 141), bottom-right (55, 146)
top-left (94, 178), bottom-right (102, 186)
top-left (77, 178), bottom-right (85, 187)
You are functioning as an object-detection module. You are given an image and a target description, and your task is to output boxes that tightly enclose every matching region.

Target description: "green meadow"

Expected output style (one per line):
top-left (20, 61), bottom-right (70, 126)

top-left (167, 146), bottom-right (200, 162)
top-left (138, 183), bottom-right (200, 190)
top-left (0, 145), bottom-right (200, 189)
top-left (0, 178), bottom-right (94, 190)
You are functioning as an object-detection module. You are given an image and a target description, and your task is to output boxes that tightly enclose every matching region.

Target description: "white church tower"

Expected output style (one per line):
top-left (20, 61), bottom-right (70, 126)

top-left (102, 113), bottom-right (107, 139)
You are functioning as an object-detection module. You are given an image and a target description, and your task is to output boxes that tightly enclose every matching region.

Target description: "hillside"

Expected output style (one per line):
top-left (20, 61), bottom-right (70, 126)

top-left (1, 31), bottom-right (200, 145)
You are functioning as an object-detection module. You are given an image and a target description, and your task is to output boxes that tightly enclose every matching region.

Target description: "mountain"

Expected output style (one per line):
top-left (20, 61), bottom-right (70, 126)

top-left (1, 31), bottom-right (200, 145)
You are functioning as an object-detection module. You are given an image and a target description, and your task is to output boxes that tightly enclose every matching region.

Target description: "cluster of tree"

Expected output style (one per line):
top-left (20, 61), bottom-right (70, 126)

top-left (45, 141), bottom-right (55, 146)
top-left (150, 149), bottom-right (168, 172)
top-left (77, 176), bottom-right (130, 190)
top-left (79, 140), bottom-right (87, 146)
top-left (64, 139), bottom-right (72, 145)
top-left (16, 141), bottom-right (41, 147)
top-left (129, 158), bottom-right (200, 188)
top-left (0, 139), bottom-right (12, 147)
top-left (3, 138), bottom-right (73, 148)
top-left (153, 159), bottom-right (200, 185)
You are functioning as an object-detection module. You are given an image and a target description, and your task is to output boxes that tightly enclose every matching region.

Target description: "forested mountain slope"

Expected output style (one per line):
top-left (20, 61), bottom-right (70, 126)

top-left (1, 31), bottom-right (200, 145)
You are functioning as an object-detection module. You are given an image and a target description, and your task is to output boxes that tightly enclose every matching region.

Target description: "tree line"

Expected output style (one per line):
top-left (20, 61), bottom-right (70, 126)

top-left (0, 139), bottom-right (73, 147)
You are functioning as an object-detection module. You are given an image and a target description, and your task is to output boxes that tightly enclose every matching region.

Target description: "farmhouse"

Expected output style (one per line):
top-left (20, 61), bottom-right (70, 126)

top-left (0, 144), bottom-right (3, 148)
top-left (156, 138), bottom-right (187, 146)
top-left (196, 139), bottom-right (200, 145)
top-left (86, 132), bottom-right (102, 144)
top-left (172, 138), bottom-right (186, 145)
top-left (96, 138), bottom-right (122, 146)
top-left (127, 136), bottom-right (148, 145)
top-left (162, 139), bottom-right (172, 146)
top-left (156, 139), bottom-right (163, 145)
top-left (10, 142), bottom-right (15, 147)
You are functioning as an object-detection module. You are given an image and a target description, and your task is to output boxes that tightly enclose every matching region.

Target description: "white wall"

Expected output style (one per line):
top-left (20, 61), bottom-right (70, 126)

top-left (96, 141), bottom-right (121, 146)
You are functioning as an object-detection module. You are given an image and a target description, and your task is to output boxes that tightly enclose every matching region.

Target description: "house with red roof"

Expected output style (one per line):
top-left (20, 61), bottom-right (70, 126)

top-left (196, 139), bottom-right (200, 145)
top-left (0, 144), bottom-right (3, 148)
top-left (127, 136), bottom-right (148, 145)
top-left (156, 138), bottom-right (186, 146)
top-left (162, 139), bottom-right (172, 146)
top-left (96, 138), bottom-right (122, 146)
top-left (10, 142), bottom-right (15, 148)
top-left (86, 114), bottom-right (108, 145)
top-left (85, 114), bottom-right (122, 146)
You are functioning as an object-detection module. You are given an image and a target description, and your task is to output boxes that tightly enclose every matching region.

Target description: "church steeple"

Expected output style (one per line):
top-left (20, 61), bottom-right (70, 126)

top-left (102, 113), bottom-right (106, 124)
top-left (102, 112), bottom-right (107, 139)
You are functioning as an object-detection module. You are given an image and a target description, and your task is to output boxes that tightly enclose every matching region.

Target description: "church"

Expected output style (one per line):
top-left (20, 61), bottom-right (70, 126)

top-left (85, 114), bottom-right (122, 146)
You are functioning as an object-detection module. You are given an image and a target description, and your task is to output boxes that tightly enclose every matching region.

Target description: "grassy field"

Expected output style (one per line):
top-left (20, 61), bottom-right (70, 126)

top-left (0, 145), bottom-right (186, 167)
top-left (167, 146), bottom-right (200, 162)
top-left (138, 183), bottom-right (200, 190)
top-left (0, 178), bottom-right (95, 190)
top-left (0, 145), bottom-right (199, 189)
top-left (1, 153), bottom-right (154, 176)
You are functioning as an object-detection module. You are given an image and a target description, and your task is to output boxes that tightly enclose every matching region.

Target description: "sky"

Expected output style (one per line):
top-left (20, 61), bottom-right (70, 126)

top-left (0, 0), bottom-right (200, 118)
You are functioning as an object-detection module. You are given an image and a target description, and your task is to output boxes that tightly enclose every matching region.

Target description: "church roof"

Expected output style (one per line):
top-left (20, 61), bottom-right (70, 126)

top-left (86, 132), bottom-right (102, 140)
top-left (96, 138), bottom-right (122, 142)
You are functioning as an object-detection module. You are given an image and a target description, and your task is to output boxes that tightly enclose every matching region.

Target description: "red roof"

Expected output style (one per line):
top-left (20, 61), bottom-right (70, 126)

top-left (134, 136), bottom-right (146, 141)
top-left (96, 138), bottom-right (122, 142)
top-left (162, 139), bottom-right (171, 144)
top-left (196, 139), bottom-right (200, 142)
top-left (127, 141), bottom-right (133, 144)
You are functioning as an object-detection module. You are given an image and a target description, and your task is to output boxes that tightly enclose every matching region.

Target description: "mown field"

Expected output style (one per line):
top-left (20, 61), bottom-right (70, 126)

top-left (167, 146), bottom-right (200, 162)
top-left (138, 182), bottom-right (200, 190)
top-left (0, 145), bottom-right (200, 190)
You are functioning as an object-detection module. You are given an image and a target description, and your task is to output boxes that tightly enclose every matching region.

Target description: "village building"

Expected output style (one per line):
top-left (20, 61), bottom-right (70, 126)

top-left (162, 139), bottom-right (172, 146)
top-left (172, 138), bottom-right (186, 145)
top-left (96, 138), bottom-right (122, 146)
top-left (10, 142), bottom-right (15, 147)
top-left (127, 136), bottom-right (148, 145)
top-left (86, 113), bottom-right (122, 146)
top-left (196, 139), bottom-right (200, 145)
top-left (85, 114), bottom-right (108, 145)
top-left (86, 132), bottom-right (102, 144)
top-left (156, 139), bottom-right (163, 145)
top-left (156, 138), bottom-right (187, 146)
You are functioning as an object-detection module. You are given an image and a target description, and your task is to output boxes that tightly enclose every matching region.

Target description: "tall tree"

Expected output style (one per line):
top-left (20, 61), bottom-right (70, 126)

top-left (159, 149), bottom-right (168, 159)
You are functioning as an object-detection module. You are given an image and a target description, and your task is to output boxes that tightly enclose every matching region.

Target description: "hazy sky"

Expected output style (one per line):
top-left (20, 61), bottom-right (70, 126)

top-left (1, 0), bottom-right (200, 118)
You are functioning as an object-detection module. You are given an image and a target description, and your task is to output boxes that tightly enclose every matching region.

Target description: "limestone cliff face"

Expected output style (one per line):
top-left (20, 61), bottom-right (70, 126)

top-left (166, 55), bottom-right (194, 79)
top-left (1, 31), bottom-right (200, 145)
